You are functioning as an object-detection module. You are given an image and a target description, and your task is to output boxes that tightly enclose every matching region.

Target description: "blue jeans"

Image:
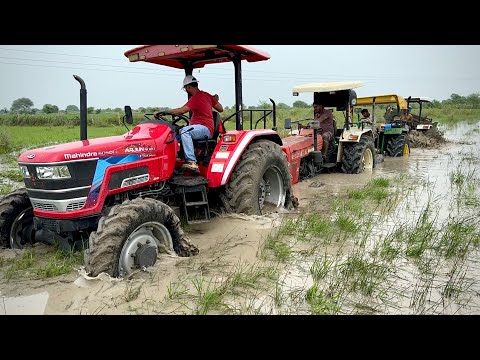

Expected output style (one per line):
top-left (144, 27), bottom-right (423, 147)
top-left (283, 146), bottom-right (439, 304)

top-left (179, 125), bottom-right (211, 162)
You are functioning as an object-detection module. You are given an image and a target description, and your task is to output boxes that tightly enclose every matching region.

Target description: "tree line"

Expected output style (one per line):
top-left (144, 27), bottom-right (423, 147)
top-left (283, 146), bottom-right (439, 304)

top-left (2, 93), bottom-right (480, 115)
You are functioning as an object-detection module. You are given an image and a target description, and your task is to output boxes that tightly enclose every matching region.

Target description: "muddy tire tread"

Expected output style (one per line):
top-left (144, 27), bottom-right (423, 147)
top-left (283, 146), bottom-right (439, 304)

top-left (224, 140), bottom-right (294, 215)
top-left (386, 134), bottom-right (409, 157)
top-left (85, 197), bottom-right (198, 277)
top-left (0, 188), bottom-right (30, 248)
top-left (341, 137), bottom-right (375, 174)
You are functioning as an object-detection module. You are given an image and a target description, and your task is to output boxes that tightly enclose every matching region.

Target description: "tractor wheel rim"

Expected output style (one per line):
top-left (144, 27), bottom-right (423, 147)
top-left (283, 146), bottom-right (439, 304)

top-left (362, 148), bottom-right (374, 171)
top-left (119, 222), bottom-right (173, 277)
top-left (260, 166), bottom-right (285, 209)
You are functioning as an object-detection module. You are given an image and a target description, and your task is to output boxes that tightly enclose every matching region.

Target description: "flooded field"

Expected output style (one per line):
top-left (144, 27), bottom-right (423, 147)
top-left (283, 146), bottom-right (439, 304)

top-left (1, 121), bottom-right (479, 315)
top-left (281, 122), bottom-right (480, 314)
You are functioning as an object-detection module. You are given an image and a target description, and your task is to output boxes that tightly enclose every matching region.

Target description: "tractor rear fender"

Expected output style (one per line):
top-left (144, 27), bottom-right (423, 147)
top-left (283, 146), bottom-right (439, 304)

top-left (206, 130), bottom-right (282, 188)
top-left (337, 128), bottom-right (374, 163)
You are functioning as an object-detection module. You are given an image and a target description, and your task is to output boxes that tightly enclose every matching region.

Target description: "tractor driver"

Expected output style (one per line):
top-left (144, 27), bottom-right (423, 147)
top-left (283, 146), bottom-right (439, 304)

top-left (403, 106), bottom-right (414, 128)
top-left (313, 102), bottom-right (334, 160)
top-left (360, 108), bottom-right (373, 125)
top-left (155, 75), bottom-right (224, 173)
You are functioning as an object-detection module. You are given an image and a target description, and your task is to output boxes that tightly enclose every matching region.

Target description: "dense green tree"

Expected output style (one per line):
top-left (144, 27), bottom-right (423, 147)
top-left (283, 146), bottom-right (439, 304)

top-left (293, 100), bottom-right (309, 108)
top-left (42, 104), bottom-right (59, 114)
top-left (257, 100), bottom-right (272, 109)
top-left (10, 97), bottom-right (34, 113)
top-left (276, 103), bottom-right (291, 110)
top-left (66, 104), bottom-right (79, 112)
top-left (466, 93), bottom-right (480, 107)
top-left (450, 94), bottom-right (463, 103)
top-left (87, 107), bottom-right (95, 114)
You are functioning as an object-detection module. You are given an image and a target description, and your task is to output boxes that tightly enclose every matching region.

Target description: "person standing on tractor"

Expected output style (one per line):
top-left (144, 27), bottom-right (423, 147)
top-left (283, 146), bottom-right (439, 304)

top-left (402, 106), bottom-right (414, 130)
top-left (155, 75), bottom-right (224, 172)
top-left (313, 102), bottom-right (334, 160)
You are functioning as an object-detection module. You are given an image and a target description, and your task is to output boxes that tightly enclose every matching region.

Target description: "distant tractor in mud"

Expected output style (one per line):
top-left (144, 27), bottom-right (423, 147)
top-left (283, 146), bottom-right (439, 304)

top-left (285, 81), bottom-right (376, 175)
top-left (405, 96), bottom-right (438, 132)
top-left (356, 94), bottom-right (411, 157)
top-left (0, 45), bottom-right (333, 279)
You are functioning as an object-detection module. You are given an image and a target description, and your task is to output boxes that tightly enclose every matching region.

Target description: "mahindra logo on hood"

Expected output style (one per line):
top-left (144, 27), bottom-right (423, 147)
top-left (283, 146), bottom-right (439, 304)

top-left (27, 154), bottom-right (36, 159)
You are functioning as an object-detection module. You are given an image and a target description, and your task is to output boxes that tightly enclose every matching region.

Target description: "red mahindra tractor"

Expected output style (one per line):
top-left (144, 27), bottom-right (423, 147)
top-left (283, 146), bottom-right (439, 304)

top-left (0, 45), bottom-right (328, 278)
top-left (284, 81), bottom-right (375, 176)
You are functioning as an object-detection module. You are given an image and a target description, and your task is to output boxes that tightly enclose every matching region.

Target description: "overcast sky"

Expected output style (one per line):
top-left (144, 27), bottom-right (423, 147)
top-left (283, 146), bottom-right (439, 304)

top-left (1, 45), bottom-right (479, 110)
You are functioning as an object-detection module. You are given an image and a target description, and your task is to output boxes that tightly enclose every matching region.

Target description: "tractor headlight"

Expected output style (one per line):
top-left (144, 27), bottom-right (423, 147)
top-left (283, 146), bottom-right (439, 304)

top-left (19, 165), bottom-right (30, 178)
top-left (36, 166), bottom-right (71, 179)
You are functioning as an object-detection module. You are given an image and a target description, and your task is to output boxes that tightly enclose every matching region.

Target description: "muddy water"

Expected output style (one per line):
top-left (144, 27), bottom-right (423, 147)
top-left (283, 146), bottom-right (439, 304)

top-left (279, 121), bottom-right (480, 314)
top-left (1, 122), bottom-right (479, 314)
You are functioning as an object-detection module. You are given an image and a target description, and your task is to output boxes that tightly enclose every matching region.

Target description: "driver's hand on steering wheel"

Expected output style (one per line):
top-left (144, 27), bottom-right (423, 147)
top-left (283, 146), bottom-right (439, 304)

top-left (154, 111), bottom-right (164, 119)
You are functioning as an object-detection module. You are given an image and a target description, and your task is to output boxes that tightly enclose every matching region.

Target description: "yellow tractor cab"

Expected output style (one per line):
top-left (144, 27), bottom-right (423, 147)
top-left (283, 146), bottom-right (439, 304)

top-left (356, 94), bottom-right (410, 157)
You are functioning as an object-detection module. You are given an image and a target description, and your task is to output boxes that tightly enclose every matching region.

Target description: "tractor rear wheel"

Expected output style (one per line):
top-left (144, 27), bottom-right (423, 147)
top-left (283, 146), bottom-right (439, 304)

top-left (224, 140), bottom-right (294, 215)
top-left (84, 197), bottom-right (198, 278)
top-left (386, 134), bottom-right (410, 157)
top-left (341, 136), bottom-right (375, 174)
top-left (0, 188), bottom-right (35, 249)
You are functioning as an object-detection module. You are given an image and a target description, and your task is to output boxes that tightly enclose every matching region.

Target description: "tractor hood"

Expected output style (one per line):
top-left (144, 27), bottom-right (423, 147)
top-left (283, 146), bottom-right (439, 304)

top-left (18, 123), bottom-right (172, 164)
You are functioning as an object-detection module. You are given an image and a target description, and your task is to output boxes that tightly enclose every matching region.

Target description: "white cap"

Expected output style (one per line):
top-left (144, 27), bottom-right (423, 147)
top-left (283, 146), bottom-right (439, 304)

top-left (183, 75), bottom-right (199, 87)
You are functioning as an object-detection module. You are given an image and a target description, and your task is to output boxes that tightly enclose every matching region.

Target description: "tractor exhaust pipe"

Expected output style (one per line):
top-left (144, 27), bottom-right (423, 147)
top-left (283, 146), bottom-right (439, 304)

top-left (73, 75), bottom-right (87, 140)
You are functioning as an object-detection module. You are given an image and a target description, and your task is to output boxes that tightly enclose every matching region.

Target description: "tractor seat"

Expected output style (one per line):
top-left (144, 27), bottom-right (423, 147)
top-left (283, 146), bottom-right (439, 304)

top-left (193, 111), bottom-right (221, 150)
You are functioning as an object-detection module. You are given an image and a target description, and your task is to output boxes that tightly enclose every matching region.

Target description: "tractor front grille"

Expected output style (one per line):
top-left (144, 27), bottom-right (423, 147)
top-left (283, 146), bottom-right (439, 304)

top-left (20, 159), bottom-right (97, 213)
top-left (30, 197), bottom-right (87, 212)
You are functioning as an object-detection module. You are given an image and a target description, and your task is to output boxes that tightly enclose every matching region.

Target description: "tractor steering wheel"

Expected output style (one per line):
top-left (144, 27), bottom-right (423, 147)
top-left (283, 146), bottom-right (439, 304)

top-left (154, 111), bottom-right (190, 127)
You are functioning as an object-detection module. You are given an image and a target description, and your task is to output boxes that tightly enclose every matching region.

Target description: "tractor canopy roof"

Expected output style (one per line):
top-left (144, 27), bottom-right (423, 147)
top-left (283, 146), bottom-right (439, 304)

top-left (124, 45), bottom-right (270, 69)
top-left (292, 81), bottom-right (364, 95)
top-left (293, 81), bottom-right (364, 110)
top-left (356, 94), bottom-right (408, 110)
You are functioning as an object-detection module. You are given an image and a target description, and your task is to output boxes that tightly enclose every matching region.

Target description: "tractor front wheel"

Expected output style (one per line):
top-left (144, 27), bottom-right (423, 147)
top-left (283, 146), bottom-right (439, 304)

top-left (341, 137), bottom-right (375, 174)
top-left (0, 188), bottom-right (35, 249)
top-left (84, 197), bottom-right (198, 278)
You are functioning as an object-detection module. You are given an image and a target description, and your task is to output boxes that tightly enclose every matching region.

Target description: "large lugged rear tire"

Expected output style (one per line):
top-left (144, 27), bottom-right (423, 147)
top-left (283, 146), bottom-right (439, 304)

top-left (0, 188), bottom-right (35, 249)
top-left (84, 197), bottom-right (198, 278)
top-left (224, 140), bottom-right (295, 215)
top-left (386, 134), bottom-right (410, 157)
top-left (341, 136), bottom-right (375, 174)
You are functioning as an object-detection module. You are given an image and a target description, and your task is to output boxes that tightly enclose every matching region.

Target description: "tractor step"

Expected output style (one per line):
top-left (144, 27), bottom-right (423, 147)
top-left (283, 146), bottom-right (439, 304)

top-left (176, 183), bottom-right (210, 224)
top-left (187, 219), bottom-right (211, 224)
top-left (171, 175), bottom-right (208, 187)
top-left (321, 162), bottom-right (337, 169)
top-left (185, 201), bottom-right (209, 207)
